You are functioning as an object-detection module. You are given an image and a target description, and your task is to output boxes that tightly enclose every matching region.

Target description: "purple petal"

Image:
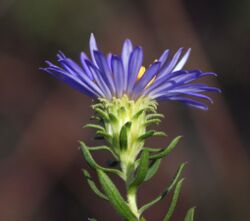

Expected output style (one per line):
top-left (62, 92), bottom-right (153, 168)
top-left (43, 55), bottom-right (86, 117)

top-left (80, 52), bottom-right (94, 80)
top-left (121, 39), bottom-right (133, 91)
top-left (41, 67), bottom-right (97, 98)
top-left (93, 51), bottom-right (116, 94)
top-left (172, 48), bottom-right (191, 72)
top-left (89, 33), bottom-right (98, 66)
top-left (127, 47), bottom-right (143, 94)
top-left (85, 60), bottom-right (112, 99)
top-left (111, 55), bottom-right (125, 97)
top-left (158, 50), bottom-right (169, 68)
top-left (132, 62), bottom-right (161, 98)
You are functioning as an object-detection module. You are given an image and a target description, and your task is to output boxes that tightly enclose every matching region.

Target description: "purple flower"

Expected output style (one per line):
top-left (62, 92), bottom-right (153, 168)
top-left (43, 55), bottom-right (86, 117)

top-left (41, 34), bottom-right (220, 110)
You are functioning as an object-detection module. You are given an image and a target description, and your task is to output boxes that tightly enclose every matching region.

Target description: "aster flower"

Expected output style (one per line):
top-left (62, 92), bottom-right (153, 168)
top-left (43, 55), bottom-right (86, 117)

top-left (41, 34), bottom-right (220, 221)
top-left (41, 34), bottom-right (220, 110)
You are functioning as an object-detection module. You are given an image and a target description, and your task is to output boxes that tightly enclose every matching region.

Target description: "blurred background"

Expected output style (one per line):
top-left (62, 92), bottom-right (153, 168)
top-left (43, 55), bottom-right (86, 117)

top-left (0, 0), bottom-right (250, 220)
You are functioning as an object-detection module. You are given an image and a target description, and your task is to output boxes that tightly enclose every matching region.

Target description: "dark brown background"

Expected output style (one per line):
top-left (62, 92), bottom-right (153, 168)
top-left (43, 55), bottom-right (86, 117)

top-left (0, 0), bottom-right (250, 220)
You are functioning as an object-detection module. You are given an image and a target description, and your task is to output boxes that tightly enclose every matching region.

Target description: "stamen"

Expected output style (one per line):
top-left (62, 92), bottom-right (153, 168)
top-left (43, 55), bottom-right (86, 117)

top-left (137, 66), bottom-right (146, 80)
top-left (145, 75), bottom-right (156, 88)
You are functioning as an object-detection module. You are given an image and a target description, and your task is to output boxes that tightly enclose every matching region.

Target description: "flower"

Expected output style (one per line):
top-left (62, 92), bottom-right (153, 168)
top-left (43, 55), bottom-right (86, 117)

top-left (41, 33), bottom-right (220, 110)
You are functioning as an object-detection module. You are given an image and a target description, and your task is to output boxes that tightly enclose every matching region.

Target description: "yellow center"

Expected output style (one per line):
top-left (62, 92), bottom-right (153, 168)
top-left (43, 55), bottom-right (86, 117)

top-left (137, 66), bottom-right (156, 88)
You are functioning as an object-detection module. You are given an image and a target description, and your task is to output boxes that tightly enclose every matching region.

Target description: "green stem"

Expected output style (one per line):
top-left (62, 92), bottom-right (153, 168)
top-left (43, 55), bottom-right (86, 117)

top-left (127, 188), bottom-right (139, 218)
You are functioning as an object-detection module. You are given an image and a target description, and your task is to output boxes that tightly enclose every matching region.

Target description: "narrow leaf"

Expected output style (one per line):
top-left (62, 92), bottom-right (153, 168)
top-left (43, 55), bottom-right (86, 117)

top-left (139, 162), bottom-right (186, 215)
top-left (82, 169), bottom-right (108, 200)
top-left (132, 109), bottom-right (144, 120)
top-left (144, 119), bottom-right (161, 126)
top-left (119, 125), bottom-right (128, 150)
top-left (145, 159), bottom-right (162, 181)
top-left (95, 108), bottom-right (109, 121)
top-left (97, 170), bottom-right (138, 221)
top-left (146, 113), bottom-right (164, 119)
top-left (150, 136), bottom-right (182, 160)
top-left (163, 179), bottom-right (185, 221)
top-left (88, 145), bottom-right (117, 159)
top-left (129, 150), bottom-right (149, 188)
top-left (184, 207), bottom-right (196, 221)
top-left (96, 130), bottom-right (112, 140)
top-left (153, 131), bottom-right (167, 137)
top-left (79, 142), bottom-right (123, 178)
top-left (138, 130), bottom-right (155, 141)
top-left (84, 123), bottom-right (104, 131)
top-left (119, 122), bottom-right (131, 151)
top-left (143, 147), bottom-right (162, 153)
top-left (109, 113), bottom-right (118, 123)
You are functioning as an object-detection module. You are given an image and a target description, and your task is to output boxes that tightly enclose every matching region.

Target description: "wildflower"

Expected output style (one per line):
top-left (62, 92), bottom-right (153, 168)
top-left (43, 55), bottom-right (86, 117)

top-left (41, 34), bottom-right (220, 110)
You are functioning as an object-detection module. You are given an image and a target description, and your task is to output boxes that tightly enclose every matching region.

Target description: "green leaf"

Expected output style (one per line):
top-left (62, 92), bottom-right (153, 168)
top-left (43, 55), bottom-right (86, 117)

top-left (144, 118), bottom-right (161, 126)
top-left (138, 162), bottom-right (186, 215)
top-left (97, 170), bottom-right (138, 221)
top-left (88, 218), bottom-right (97, 221)
top-left (96, 130), bottom-right (112, 140)
top-left (88, 145), bottom-right (117, 159)
top-left (163, 179), bottom-right (185, 221)
top-left (119, 126), bottom-right (128, 151)
top-left (82, 169), bottom-right (108, 201)
top-left (153, 131), bottom-right (167, 137)
top-left (109, 113), bottom-right (118, 123)
top-left (91, 102), bottom-right (103, 110)
top-left (184, 207), bottom-right (196, 221)
top-left (95, 108), bottom-right (109, 121)
top-left (143, 147), bottom-right (162, 153)
top-left (149, 136), bottom-right (182, 160)
top-left (132, 109), bottom-right (144, 120)
top-left (138, 130), bottom-right (155, 141)
top-left (119, 122), bottom-right (131, 150)
top-left (79, 142), bottom-right (123, 178)
top-left (84, 123), bottom-right (104, 131)
top-left (144, 159), bottom-right (162, 181)
top-left (146, 113), bottom-right (164, 119)
top-left (129, 150), bottom-right (149, 189)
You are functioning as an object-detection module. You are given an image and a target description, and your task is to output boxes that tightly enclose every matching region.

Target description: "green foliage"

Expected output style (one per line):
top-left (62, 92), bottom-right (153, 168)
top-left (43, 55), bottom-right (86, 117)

top-left (97, 170), bottom-right (138, 221)
top-left (184, 208), bottom-right (196, 221)
top-left (129, 150), bottom-right (149, 189)
top-left (163, 179), bottom-right (184, 221)
top-left (82, 169), bottom-right (108, 200)
top-left (80, 97), bottom-right (195, 221)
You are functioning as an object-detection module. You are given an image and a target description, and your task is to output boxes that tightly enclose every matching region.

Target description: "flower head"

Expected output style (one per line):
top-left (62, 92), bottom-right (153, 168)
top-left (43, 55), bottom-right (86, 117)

top-left (41, 33), bottom-right (220, 110)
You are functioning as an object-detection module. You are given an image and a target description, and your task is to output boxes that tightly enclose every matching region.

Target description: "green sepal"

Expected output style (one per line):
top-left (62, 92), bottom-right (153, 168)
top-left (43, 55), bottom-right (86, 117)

top-left (119, 122), bottom-right (131, 151)
top-left (88, 145), bottom-right (118, 159)
top-left (96, 130), bottom-right (112, 140)
top-left (79, 142), bottom-right (123, 178)
top-left (184, 207), bottom-right (196, 221)
top-left (109, 113), bottom-right (118, 123)
top-left (146, 113), bottom-right (164, 119)
top-left (144, 118), bottom-right (161, 126)
top-left (163, 179), bottom-right (185, 221)
top-left (91, 102), bottom-right (103, 110)
top-left (82, 169), bottom-right (108, 201)
top-left (132, 109), bottom-right (144, 120)
top-left (149, 136), bottom-right (182, 160)
top-left (129, 150), bottom-right (149, 189)
top-left (90, 115), bottom-right (101, 121)
top-left (84, 123), bottom-right (104, 131)
top-left (138, 130), bottom-right (155, 141)
top-left (144, 159), bottom-right (162, 181)
top-left (153, 131), bottom-right (167, 137)
top-left (138, 162), bottom-right (186, 215)
top-left (95, 108), bottom-right (109, 121)
top-left (143, 147), bottom-right (162, 153)
top-left (97, 169), bottom-right (138, 221)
